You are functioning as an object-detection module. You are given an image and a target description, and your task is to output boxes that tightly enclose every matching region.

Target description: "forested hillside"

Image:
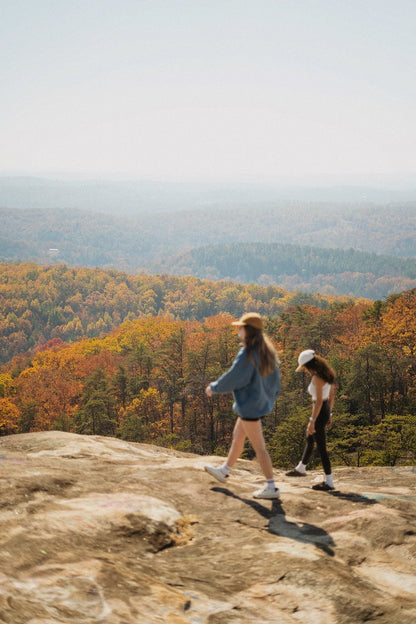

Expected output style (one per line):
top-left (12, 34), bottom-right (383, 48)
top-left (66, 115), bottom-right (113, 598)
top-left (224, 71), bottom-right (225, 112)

top-left (1, 267), bottom-right (416, 468)
top-left (0, 262), bottom-right (338, 364)
top-left (1, 202), bottom-right (415, 298)
top-left (156, 242), bottom-right (416, 299)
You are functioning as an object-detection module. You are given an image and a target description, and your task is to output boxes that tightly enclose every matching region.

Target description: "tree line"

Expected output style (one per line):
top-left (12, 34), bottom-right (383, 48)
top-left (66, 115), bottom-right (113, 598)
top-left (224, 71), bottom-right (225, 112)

top-left (1, 286), bottom-right (416, 468)
top-left (153, 242), bottom-right (416, 299)
top-left (0, 262), bottom-right (338, 365)
top-left (1, 201), bottom-right (415, 300)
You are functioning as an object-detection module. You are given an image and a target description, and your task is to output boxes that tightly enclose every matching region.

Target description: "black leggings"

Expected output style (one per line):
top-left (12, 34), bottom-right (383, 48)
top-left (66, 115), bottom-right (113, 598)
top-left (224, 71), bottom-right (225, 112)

top-left (301, 400), bottom-right (331, 475)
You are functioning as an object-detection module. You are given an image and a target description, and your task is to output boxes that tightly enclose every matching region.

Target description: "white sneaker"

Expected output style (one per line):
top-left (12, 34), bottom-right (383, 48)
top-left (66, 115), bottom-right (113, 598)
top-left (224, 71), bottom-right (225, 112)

top-left (204, 465), bottom-right (228, 483)
top-left (253, 486), bottom-right (280, 499)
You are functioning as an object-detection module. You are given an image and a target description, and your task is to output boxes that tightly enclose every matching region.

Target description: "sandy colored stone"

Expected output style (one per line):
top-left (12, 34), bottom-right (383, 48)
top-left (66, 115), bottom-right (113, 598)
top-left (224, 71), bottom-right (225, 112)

top-left (0, 431), bottom-right (415, 623)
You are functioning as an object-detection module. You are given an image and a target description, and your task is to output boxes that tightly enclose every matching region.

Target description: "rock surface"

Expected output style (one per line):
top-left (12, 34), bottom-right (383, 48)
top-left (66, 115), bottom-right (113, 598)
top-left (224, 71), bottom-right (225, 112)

top-left (0, 431), bottom-right (415, 624)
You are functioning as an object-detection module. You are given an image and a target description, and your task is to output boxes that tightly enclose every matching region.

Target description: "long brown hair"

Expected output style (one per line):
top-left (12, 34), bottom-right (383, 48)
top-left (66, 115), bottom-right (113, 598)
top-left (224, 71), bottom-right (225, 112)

top-left (304, 355), bottom-right (336, 384)
top-left (243, 325), bottom-right (278, 377)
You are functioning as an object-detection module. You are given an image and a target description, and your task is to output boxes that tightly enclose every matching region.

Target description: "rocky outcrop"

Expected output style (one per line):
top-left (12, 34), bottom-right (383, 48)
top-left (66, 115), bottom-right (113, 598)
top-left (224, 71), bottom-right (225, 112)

top-left (0, 431), bottom-right (415, 623)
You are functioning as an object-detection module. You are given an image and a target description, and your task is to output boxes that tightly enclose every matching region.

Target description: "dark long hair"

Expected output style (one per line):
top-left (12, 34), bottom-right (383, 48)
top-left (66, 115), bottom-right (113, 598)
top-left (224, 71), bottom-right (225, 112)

top-left (304, 355), bottom-right (336, 384)
top-left (243, 325), bottom-right (278, 377)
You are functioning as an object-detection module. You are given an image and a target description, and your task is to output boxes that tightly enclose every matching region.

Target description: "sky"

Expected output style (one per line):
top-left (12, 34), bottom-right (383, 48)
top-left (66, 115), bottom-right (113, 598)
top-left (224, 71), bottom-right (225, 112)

top-left (1, 0), bottom-right (415, 187)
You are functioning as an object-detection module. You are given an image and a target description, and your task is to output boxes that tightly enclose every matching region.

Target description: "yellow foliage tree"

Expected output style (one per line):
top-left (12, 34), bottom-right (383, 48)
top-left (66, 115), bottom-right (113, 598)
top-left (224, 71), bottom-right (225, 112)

top-left (0, 398), bottom-right (20, 435)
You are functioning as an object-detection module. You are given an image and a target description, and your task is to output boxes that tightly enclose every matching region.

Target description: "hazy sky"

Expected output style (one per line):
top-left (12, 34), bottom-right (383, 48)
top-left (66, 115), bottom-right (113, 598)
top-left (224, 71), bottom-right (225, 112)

top-left (1, 0), bottom-right (415, 185)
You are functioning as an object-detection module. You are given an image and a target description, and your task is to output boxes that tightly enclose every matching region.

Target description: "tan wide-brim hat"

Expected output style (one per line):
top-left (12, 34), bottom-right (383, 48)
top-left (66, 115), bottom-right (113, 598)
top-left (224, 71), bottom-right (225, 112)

top-left (231, 312), bottom-right (263, 330)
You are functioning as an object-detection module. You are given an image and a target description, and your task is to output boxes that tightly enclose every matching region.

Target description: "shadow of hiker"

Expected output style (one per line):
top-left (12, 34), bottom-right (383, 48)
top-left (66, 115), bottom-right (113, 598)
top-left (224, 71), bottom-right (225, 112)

top-left (328, 491), bottom-right (379, 504)
top-left (212, 486), bottom-right (335, 556)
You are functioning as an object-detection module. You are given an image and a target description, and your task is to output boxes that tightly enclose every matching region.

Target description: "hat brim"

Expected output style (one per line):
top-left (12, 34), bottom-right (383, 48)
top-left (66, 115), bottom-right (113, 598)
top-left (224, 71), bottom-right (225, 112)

top-left (295, 364), bottom-right (305, 372)
top-left (231, 320), bottom-right (263, 329)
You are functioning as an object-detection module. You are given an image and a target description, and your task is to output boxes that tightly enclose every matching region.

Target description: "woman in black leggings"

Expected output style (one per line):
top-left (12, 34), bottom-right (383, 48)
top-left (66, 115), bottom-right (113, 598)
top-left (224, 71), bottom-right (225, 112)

top-left (286, 349), bottom-right (336, 491)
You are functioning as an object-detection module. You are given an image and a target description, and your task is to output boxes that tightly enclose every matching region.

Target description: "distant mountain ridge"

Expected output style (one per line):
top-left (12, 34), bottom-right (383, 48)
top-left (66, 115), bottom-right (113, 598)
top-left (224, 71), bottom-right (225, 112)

top-left (1, 200), bottom-right (415, 299)
top-left (152, 242), bottom-right (416, 299)
top-left (1, 174), bottom-right (416, 213)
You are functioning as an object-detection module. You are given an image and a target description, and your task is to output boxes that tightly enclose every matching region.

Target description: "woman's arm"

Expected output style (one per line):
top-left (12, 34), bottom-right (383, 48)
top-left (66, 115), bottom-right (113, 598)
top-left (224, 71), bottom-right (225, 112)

top-left (208, 348), bottom-right (254, 395)
top-left (327, 383), bottom-right (336, 427)
top-left (329, 383), bottom-right (336, 412)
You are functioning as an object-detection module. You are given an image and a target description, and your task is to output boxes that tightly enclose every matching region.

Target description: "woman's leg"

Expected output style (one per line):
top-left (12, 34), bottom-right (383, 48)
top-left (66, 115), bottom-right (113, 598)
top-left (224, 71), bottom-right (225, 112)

top-left (314, 402), bottom-right (332, 475)
top-left (240, 419), bottom-right (274, 480)
top-left (301, 401), bottom-right (331, 470)
top-left (225, 417), bottom-right (247, 467)
top-left (204, 418), bottom-right (247, 483)
top-left (301, 435), bottom-right (315, 466)
top-left (314, 426), bottom-right (331, 475)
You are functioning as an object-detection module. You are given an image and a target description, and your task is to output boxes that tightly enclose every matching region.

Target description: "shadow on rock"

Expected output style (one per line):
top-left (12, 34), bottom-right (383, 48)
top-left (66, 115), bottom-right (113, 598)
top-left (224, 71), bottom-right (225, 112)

top-left (212, 486), bottom-right (335, 556)
top-left (329, 490), bottom-right (379, 504)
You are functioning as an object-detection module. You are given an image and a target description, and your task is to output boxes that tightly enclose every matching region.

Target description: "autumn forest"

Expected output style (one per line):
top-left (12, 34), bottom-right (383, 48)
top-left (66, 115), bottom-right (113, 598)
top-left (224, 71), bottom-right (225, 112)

top-left (1, 262), bottom-right (416, 469)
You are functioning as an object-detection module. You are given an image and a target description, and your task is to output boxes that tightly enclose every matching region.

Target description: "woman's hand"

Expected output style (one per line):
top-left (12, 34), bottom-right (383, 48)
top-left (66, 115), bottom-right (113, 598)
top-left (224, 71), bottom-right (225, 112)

top-left (307, 419), bottom-right (316, 435)
top-left (205, 384), bottom-right (213, 398)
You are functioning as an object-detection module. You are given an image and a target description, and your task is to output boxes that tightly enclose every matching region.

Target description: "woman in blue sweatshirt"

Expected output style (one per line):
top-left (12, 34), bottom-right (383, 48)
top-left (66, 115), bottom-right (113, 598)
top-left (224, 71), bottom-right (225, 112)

top-left (204, 312), bottom-right (281, 499)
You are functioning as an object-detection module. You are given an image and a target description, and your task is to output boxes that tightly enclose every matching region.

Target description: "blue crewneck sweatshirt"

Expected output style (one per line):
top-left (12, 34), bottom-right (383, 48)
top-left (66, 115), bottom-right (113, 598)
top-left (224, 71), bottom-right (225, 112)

top-left (210, 347), bottom-right (281, 420)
